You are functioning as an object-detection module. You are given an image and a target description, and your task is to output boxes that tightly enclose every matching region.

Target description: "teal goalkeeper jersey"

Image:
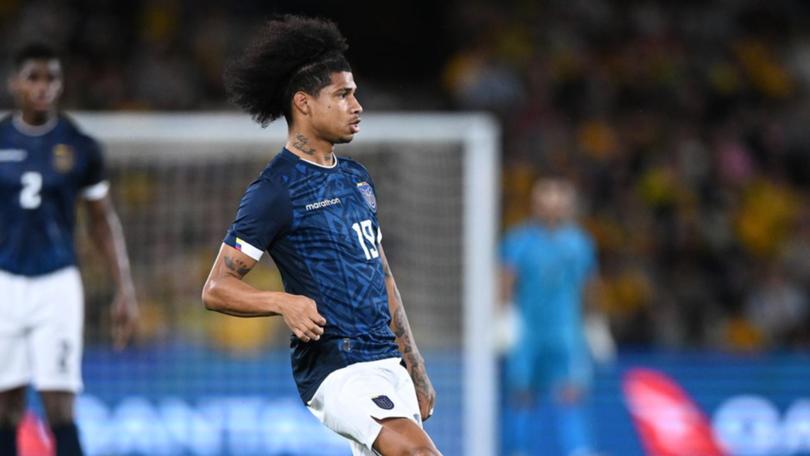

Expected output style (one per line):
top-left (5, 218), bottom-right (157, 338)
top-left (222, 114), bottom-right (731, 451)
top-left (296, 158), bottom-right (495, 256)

top-left (501, 222), bottom-right (597, 349)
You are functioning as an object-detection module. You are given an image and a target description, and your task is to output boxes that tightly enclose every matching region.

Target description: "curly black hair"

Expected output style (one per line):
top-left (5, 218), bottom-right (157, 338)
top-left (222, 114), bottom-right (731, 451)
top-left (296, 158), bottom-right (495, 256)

top-left (224, 15), bottom-right (352, 127)
top-left (12, 42), bottom-right (59, 71)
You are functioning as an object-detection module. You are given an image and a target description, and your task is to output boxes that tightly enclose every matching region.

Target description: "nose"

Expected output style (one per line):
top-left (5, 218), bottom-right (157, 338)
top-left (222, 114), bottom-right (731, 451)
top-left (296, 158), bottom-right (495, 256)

top-left (351, 95), bottom-right (363, 114)
top-left (31, 79), bottom-right (51, 96)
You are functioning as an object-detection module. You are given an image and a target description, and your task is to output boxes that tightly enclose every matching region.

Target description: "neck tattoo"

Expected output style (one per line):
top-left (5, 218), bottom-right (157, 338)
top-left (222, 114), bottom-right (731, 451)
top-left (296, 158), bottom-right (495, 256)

top-left (293, 133), bottom-right (317, 156)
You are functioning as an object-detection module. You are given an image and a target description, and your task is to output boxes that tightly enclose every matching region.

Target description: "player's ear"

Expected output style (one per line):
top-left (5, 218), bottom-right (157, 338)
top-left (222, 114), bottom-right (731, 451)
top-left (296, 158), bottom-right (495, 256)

top-left (7, 75), bottom-right (17, 94)
top-left (292, 91), bottom-right (310, 117)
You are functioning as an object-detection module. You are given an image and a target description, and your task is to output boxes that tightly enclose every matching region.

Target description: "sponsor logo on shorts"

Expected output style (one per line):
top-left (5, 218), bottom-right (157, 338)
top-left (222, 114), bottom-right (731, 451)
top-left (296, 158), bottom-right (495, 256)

top-left (371, 395), bottom-right (394, 410)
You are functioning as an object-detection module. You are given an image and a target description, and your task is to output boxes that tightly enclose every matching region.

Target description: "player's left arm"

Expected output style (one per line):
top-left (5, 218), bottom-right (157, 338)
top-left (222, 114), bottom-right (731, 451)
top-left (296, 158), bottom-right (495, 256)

top-left (379, 244), bottom-right (436, 421)
top-left (84, 194), bottom-right (138, 349)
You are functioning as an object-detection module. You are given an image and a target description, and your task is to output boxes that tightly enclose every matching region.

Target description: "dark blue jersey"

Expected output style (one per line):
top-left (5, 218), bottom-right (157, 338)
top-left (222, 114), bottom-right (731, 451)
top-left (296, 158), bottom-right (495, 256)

top-left (0, 114), bottom-right (107, 277)
top-left (223, 148), bottom-right (400, 402)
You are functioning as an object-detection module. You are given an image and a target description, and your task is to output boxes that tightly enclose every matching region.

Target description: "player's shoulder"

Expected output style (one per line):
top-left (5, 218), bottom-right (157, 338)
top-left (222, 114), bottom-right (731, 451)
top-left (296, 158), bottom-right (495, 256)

top-left (0, 114), bottom-right (14, 136)
top-left (59, 114), bottom-right (102, 150)
top-left (562, 223), bottom-right (595, 248)
top-left (252, 152), bottom-right (300, 193)
top-left (505, 222), bottom-right (537, 239)
top-left (502, 223), bottom-right (538, 250)
top-left (337, 155), bottom-right (372, 180)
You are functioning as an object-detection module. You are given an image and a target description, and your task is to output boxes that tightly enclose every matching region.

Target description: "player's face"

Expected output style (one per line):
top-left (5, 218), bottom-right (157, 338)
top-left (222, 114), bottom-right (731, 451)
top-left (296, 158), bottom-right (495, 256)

top-left (532, 179), bottom-right (576, 224)
top-left (8, 59), bottom-right (63, 114)
top-left (308, 71), bottom-right (363, 144)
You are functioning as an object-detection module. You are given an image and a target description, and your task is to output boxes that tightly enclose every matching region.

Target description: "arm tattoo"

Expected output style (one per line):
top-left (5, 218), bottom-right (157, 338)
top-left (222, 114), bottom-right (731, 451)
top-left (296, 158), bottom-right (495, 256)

top-left (384, 252), bottom-right (432, 401)
top-left (224, 255), bottom-right (251, 278)
top-left (393, 302), bottom-right (432, 396)
top-left (382, 256), bottom-right (392, 278)
top-left (293, 133), bottom-right (317, 156)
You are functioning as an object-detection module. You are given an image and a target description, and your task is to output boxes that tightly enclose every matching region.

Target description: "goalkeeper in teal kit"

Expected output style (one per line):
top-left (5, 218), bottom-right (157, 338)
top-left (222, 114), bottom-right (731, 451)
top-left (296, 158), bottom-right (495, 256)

top-left (500, 178), bottom-right (601, 456)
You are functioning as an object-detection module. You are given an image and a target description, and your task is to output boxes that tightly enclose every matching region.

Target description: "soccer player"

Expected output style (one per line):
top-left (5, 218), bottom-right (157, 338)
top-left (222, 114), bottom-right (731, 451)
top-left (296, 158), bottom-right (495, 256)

top-left (0, 43), bottom-right (138, 456)
top-left (201, 15), bottom-right (441, 456)
top-left (500, 178), bottom-right (601, 456)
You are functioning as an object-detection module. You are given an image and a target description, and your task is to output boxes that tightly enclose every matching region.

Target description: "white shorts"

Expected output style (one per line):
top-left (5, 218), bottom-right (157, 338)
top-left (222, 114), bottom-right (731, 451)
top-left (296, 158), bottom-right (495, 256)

top-left (307, 357), bottom-right (422, 456)
top-left (0, 267), bottom-right (84, 392)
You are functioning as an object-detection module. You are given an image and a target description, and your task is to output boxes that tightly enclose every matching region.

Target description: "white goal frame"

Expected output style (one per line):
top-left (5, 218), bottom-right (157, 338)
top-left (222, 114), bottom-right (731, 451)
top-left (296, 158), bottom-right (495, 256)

top-left (73, 112), bottom-right (500, 456)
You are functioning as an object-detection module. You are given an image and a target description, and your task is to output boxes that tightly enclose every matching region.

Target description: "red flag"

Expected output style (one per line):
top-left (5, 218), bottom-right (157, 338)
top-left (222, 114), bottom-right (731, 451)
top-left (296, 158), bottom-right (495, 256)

top-left (18, 411), bottom-right (53, 456)
top-left (623, 368), bottom-right (726, 456)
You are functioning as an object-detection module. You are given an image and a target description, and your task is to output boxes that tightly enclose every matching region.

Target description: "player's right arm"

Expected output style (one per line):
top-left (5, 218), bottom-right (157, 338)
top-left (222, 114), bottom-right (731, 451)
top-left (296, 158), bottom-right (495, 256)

top-left (500, 265), bottom-right (516, 307)
top-left (201, 243), bottom-right (326, 341)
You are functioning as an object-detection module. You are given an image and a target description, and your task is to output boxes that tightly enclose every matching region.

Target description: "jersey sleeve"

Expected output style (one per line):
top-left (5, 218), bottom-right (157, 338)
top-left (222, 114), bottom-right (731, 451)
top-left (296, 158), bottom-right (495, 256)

top-left (500, 229), bottom-right (524, 270)
top-left (79, 137), bottom-right (109, 200)
top-left (223, 177), bottom-right (292, 261)
top-left (347, 158), bottom-right (383, 243)
top-left (363, 165), bottom-right (383, 243)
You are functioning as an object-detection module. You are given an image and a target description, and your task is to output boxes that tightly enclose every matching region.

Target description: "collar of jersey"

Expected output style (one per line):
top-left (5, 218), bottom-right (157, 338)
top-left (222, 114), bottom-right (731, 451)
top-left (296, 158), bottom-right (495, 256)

top-left (12, 112), bottom-right (59, 137)
top-left (280, 147), bottom-right (340, 172)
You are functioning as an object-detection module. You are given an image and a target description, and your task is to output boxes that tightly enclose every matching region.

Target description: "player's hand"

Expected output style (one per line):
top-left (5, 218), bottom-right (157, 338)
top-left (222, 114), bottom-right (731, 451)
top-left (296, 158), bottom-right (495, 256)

top-left (410, 362), bottom-right (437, 421)
top-left (280, 294), bottom-right (326, 342)
top-left (111, 288), bottom-right (138, 350)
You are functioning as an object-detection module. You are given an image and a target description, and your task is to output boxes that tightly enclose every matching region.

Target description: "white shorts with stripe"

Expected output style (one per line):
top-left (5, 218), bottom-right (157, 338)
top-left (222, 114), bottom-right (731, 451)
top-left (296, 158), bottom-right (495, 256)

top-left (0, 267), bottom-right (84, 392)
top-left (307, 357), bottom-right (422, 455)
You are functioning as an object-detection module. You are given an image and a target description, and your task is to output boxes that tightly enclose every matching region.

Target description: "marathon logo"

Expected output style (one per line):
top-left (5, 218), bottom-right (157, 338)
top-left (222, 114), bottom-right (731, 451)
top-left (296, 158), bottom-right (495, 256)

top-left (305, 197), bottom-right (341, 211)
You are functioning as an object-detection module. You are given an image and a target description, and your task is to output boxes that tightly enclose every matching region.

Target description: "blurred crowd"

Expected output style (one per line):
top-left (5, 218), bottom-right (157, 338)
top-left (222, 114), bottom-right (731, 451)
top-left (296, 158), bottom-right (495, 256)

top-left (1, 0), bottom-right (809, 351)
top-left (443, 0), bottom-right (810, 351)
top-left (0, 0), bottom-right (448, 111)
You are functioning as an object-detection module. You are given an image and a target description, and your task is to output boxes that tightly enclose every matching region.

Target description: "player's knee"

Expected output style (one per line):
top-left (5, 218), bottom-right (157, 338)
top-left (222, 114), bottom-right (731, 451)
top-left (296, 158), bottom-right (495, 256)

top-left (0, 389), bottom-right (26, 426)
top-left (43, 405), bottom-right (74, 426)
top-left (40, 394), bottom-right (75, 426)
top-left (0, 408), bottom-right (23, 427)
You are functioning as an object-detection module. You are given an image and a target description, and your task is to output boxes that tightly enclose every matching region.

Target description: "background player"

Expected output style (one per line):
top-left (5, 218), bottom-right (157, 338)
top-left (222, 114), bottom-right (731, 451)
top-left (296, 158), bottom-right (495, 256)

top-left (201, 15), bottom-right (440, 456)
top-left (500, 177), bottom-right (603, 456)
top-left (0, 43), bottom-right (138, 456)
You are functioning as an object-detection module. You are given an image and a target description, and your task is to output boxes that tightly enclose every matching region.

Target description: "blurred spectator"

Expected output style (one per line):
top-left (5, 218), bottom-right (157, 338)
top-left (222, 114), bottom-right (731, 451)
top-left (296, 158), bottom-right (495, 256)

top-left (744, 263), bottom-right (808, 348)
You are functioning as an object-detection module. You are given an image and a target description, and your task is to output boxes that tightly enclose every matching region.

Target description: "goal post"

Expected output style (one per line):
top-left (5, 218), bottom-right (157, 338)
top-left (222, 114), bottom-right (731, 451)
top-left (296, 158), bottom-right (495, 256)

top-left (72, 112), bottom-right (500, 456)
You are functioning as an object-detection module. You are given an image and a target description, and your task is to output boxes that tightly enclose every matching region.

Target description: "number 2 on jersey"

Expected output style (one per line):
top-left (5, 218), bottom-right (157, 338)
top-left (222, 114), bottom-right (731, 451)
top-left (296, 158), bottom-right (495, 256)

top-left (20, 172), bottom-right (42, 209)
top-left (351, 219), bottom-right (379, 260)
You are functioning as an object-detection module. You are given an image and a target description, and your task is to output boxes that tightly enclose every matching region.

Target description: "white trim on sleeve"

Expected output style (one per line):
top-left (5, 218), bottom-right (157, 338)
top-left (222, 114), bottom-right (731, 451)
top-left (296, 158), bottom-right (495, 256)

top-left (81, 180), bottom-right (110, 201)
top-left (234, 237), bottom-right (264, 261)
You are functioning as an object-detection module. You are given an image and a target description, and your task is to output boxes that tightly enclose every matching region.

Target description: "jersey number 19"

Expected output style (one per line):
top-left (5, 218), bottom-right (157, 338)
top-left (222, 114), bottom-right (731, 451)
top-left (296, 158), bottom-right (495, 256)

top-left (351, 219), bottom-right (379, 260)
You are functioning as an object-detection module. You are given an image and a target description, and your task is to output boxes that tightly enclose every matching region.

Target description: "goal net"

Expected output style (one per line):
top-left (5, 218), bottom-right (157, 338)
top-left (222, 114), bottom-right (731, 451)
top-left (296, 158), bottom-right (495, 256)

top-left (70, 112), bottom-right (498, 456)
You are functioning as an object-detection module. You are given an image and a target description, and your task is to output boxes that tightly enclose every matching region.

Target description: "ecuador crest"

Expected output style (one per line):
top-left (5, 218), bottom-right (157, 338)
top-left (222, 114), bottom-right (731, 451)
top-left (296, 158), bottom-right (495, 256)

top-left (52, 144), bottom-right (75, 173)
top-left (356, 181), bottom-right (376, 212)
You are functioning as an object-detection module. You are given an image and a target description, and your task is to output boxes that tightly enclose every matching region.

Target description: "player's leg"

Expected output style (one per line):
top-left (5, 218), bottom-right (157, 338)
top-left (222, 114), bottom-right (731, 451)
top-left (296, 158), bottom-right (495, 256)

top-left (371, 359), bottom-right (440, 455)
top-left (372, 417), bottom-right (440, 455)
top-left (550, 348), bottom-right (595, 456)
top-left (0, 387), bottom-right (26, 456)
top-left (30, 268), bottom-right (85, 456)
top-left (503, 344), bottom-right (536, 456)
top-left (308, 357), bottom-right (441, 456)
top-left (0, 270), bottom-right (32, 456)
top-left (39, 392), bottom-right (82, 456)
